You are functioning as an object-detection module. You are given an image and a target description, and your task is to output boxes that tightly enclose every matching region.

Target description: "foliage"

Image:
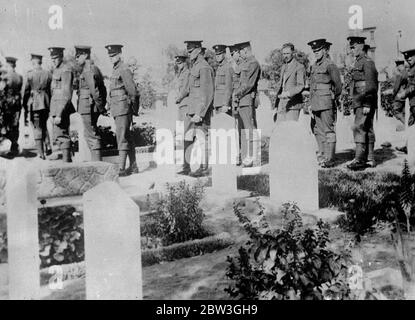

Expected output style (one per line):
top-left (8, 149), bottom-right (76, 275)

top-left (399, 160), bottom-right (415, 233)
top-left (97, 126), bottom-right (117, 150)
top-left (162, 44), bottom-right (181, 89)
top-left (38, 206), bottom-right (84, 268)
top-left (339, 65), bottom-right (353, 116)
top-left (143, 181), bottom-right (209, 246)
top-left (136, 71), bottom-right (156, 110)
top-left (131, 122), bottom-right (156, 147)
top-left (261, 48), bottom-right (310, 90)
top-left (225, 201), bottom-right (352, 300)
top-left (380, 79), bottom-right (395, 117)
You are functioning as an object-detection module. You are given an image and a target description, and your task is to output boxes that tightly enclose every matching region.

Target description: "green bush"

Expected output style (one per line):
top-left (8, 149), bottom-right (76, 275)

top-left (38, 206), bottom-right (84, 268)
top-left (226, 201), bottom-right (352, 300)
top-left (143, 181), bottom-right (209, 246)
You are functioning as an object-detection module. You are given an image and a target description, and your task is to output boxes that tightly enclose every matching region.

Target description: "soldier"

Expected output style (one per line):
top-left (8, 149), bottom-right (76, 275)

top-left (74, 45), bottom-right (107, 161)
top-left (307, 39), bottom-right (342, 168)
top-left (395, 48), bottom-right (415, 153)
top-left (273, 43), bottom-right (306, 123)
top-left (346, 36), bottom-right (379, 171)
top-left (212, 44), bottom-right (233, 115)
top-left (105, 44), bottom-right (140, 176)
top-left (174, 52), bottom-right (191, 174)
top-left (48, 47), bottom-right (75, 162)
top-left (180, 40), bottom-right (214, 177)
top-left (232, 41), bottom-right (261, 167)
top-left (22, 54), bottom-right (52, 159)
top-left (2, 57), bottom-right (23, 158)
top-left (392, 59), bottom-right (407, 127)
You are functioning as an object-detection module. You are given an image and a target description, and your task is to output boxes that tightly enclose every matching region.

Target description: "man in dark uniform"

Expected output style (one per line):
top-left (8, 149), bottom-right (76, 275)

top-left (48, 47), bottom-right (75, 162)
top-left (75, 45), bottom-right (107, 161)
top-left (395, 49), bottom-right (415, 153)
top-left (346, 36), bottom-right (379, 170)
top-left (105, 44), bottom-right (140, 176)
top-left (2, 57), bottom-right (23, 158)
top-left (307, 39), bottom-right (342, 168)
top-left (22, 54), bottom-right (52, 159)
top-left (212, 44), bottom-right (233, 115)
top-left (180, 40), bottom-right (214, 177)
top-left (232, 41), bottom-right (261, 167)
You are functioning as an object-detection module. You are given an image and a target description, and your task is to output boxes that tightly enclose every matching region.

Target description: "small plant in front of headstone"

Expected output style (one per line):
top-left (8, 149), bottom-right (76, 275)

top-left (142, 181), bottom-right (209, 247)
top-left (225, 201), bottom-right (353, 300)
top-left (130, 122), bottom-right (156, 147)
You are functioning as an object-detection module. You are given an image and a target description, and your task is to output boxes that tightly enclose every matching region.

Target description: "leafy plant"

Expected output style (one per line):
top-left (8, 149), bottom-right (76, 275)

top-left (131, 122), bottom-right (155, 147)
top-left (226, 201), bottom-right (352, 300)
top-left (143, 181), bottom-right (209, 246)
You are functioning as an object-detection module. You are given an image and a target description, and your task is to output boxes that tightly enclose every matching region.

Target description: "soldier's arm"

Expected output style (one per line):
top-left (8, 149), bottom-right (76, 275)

top-left (327, 64), bottom-right (342, 98)
top-left (119, 67), bottom-right (138, 99)
top-left (224, 64), bottom-right (234, 106)
top-left (199, 67), bottom-right (214, 118)
top-left (234, 60), bottom-right (260, 100)
top-left (85, 69), bottom-right (105, 112)
top-left (287, 63), bottom-right (305, 97)
top-left (363, 60), bottom-right (378, 97)
top-left (176, 70), bottom-right (190, 103)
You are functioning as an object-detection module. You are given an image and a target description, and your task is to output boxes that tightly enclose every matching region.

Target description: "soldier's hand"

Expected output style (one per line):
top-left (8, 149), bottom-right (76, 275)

top-left (191, 114), bottom-right (202, 123)
top-left (54, 116), bottom-right (61, 125)
top-left (363, 107), bottom-right (370, 115)
top-left (221, 105), bottom-right (230, 113)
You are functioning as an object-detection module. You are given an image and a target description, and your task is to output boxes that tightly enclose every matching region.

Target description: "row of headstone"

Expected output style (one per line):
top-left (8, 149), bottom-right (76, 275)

top-left (4, 159), bottom-right (143, 299)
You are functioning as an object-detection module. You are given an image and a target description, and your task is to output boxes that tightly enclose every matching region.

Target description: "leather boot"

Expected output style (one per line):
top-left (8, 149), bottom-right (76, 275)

top-left (366, 142), bottom-right (376, 168)
top-left (347, 143), bottom-right (367, 171)
top-left (91, 149), bottom-right (102, 161)
top-left (118, 150), bottom-right (129, 176)
top-left (321, 142), bottom-right (336, 168)
top-left (127, 149), bottom-right (139, 174)
top-left (35, 139), bottom-right (45, 159)
top-left (62, 148), bottom-right (72, 163)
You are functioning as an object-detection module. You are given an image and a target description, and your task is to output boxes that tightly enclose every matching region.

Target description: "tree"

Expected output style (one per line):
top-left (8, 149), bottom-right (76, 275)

top-left (162, 44), bottom-right (180, 90)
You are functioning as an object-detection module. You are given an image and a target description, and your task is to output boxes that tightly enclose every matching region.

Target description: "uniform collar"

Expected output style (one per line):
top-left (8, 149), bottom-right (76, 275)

top-left (113, 60), bottom-right (122, 70)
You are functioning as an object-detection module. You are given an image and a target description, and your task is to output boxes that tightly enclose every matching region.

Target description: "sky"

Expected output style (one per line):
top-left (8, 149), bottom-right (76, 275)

top-left (1, 0), bottom-right (415, 82)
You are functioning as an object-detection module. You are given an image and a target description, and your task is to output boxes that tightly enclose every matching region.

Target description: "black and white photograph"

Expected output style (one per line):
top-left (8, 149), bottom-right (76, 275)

top-left (0, 0), bottom-right (415, 304)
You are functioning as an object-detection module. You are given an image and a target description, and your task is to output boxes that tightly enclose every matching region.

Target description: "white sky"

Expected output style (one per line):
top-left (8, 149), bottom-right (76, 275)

top-left (1, 0), bottom-right (415, 81)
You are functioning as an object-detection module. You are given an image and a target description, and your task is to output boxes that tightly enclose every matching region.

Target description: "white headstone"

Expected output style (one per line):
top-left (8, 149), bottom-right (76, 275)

top-left (83, 182), bottom-right (142, 300)
top-left (269, 121), bottom-right (319, 212)
top-left (70, 113), bottom-right (91, 162)
top-left (5, 159), bottom-right (40, 299)
top-left (210, 112), bottom-right (238, 194)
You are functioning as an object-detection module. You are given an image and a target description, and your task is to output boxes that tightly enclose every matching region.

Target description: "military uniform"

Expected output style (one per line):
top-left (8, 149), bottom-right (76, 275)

top-left (392, 61), bottom-right (407, 124)
top-left (48, 47), bottom-right (75, 162)
top-left (401, 50), bottom-right (415, 127)
top-left (3, 57), bottom-right (23, 157)
top-left (213, 45), bottom-right (233, 114)
top-left (307, 39), bottom-right (342, 167)
top-left (180, 40), bottom-right (214, 177)
top-left (22, 54), bottom-right (52, 158)
top-left (346, 37), bottom-right (379, 170)
top-left (106, 44), bottom-right (140, 176)
top-left (233, 41), bottom-right (261, 167)
top-left (75, 46), bottom-right (107, 161)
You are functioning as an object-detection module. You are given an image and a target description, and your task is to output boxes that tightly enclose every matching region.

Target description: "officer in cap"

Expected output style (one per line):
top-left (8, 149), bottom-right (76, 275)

top-left (105, 44), bottom-right (140, 176)
top-left (395, 48), bottom-right (415, 153)
top-left (22, 53), bottom-right (52, 159)
top-left (75, 45), bottom-right (107, 161)
top-left (178, 40), bottom-right (214, 177)
top-left (232, 41), bottom-right (261, 167)
top-left (212, 44), bottom-right (233, 115)
top-left (307, 39), bottom-right (342, 168)
top-left (346, 36), bottom-right (379, 170)
top-left (2, 56), bottom-right (23, 158)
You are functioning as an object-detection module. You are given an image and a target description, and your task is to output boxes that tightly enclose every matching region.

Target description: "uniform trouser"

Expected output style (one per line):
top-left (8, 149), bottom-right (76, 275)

top-left (184, 113), bottom-right (210, 169)
top-left (52, 111), bottom-right (71, 150)
top-left (275, 109), bottom-right (301, 123)
top-left (311, 109), bottom-right (336, 154)
top-left (81, 112), bottom-right (101, 150)
top-left (4, 112), bottom-right (20, 151)
top-left (237, 104), bottom-right (257, 160)
top-left (352, 107), bottom-right (376, 162)
top-left (393, 100), bottom-right (405, 124)
top-left (31, 109), bottom-right (49, 141)
top-left (409, 106), bottom-right (415, 127)
top-left (114, 114), bottom-right (133, 151)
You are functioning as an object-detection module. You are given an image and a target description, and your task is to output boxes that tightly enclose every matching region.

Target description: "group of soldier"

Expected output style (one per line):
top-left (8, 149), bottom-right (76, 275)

top-left (0, 44), bottom-right (140, 177)
top-left (0, 35), bottom-right (414, 178)
top-left (173, 35), bottom-right (415, 175)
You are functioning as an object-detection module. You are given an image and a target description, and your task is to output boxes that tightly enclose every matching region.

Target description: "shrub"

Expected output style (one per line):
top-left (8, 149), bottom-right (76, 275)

top-left (226, 201), bottom-right (352, 300)
top-left (38, 206), bottom-right (84, 268)
top-left (131, 122), bottom-right (156, 147)
top-left (97, 126), bottom-right (117, 150)
top-left (143, 181), bottom-right (209, 246)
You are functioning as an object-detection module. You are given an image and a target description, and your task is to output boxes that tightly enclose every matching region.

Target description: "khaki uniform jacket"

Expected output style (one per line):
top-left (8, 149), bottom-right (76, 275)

top-left (77, 60), bottom-right (107, 115)
top-left (351, 54), bottom-right (378, 109)
top-left (403, 64), bottom-right (415, 107)
top-left (234, 55), bottom-right (261, 107)
top-left (50, 62), bottom-right (74, 117)
top-left (188, 55), bottom-right (214, 118)
top-left (109, 61), bottom-right (139, 117)
top-left (214, 59), bottom-right (233, 108)
top-left (23, 67), bottom-right (52, 112)
top-left (274, 59), bottom-right (305, 111)
top-left (175, 67), bottom-right (190, 108)
top-left (309, 56), bottom-right (342, 112)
